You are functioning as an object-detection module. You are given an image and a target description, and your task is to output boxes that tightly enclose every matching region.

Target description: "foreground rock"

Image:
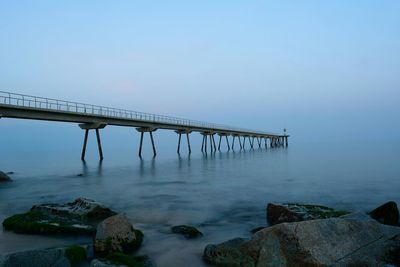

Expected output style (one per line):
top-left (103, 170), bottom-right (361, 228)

top-left (203, 238), bottom-right (253, 267)
top-left (266, 202), bottom-right (349, 225)
top-left (0, 171), bottom-right (11, 182)
top-left (171, 225), bottom-right (203, 239)
top-left (91, 253), bottom-right (155, 267)
top-left (94, 214), bottom-right (143, 256)
top-left (203, 218), bottom-right (400, 266)
top-left (2, 198), bottom-right (116, 235)
top-left (0, 248), bottom-right (70, 267)
top-left (370, 201), bottom-right (399, 226)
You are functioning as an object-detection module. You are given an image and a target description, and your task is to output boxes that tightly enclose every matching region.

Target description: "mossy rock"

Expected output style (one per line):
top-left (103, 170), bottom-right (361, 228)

top-left (171, 225), bottom-right (203, 239)
top-left (100, 252), bottom-right (154, 267)
top-left (65, 245), bottom-right (87, 265)
top-left (2, 210), bottom-right (96, 235)
top-left (285, 203), bottom-right (350, 219)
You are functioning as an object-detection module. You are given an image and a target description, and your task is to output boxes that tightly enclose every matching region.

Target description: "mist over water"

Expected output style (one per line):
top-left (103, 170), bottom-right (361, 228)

top-left (1, 135), bottom-right (399, 266)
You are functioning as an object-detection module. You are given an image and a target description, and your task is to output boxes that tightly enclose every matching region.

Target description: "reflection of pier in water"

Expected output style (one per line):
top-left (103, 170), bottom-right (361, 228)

top-left (0, 91), bottom-right (289, 160)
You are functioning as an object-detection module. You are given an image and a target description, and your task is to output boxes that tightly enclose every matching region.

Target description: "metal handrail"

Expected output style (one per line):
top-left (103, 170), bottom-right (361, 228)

top-left (0, 91), bottom-right (279, 136)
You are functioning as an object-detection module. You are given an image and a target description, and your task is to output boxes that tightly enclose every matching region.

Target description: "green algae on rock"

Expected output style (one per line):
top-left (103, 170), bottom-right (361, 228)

top-left (267, 202), bottom-right (350, 225)
top-left (171, 225), bottom-right (203, 239)
top-left (2, 210), bottom-right (96, 235)
top-left (2, 198), bottom-right (116, 236)
top-left (65, 245), bottom-right (87, 265)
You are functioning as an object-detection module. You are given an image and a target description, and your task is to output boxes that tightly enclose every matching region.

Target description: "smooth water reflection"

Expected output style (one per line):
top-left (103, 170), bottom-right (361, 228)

top-left (1, 141), bottom-right (399, 266)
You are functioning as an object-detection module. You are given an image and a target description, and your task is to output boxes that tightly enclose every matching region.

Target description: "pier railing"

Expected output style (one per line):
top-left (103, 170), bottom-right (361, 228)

top-left (0, 91), bottom-right (276, 135)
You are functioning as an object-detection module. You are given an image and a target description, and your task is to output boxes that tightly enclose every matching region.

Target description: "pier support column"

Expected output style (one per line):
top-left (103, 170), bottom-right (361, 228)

top-left (225, 135), bottom-right (230, 151)
top-left (257, 137), bottom-right (261, 148)
top-left (232, 136), bottom-right (236, 150)
top-left (136, 127), bottom-right (158, 157)
top-left (218, 135), bottom-right (222, 151)
top-left (264, 137), bottom-right (268, 149)
top-left (250, 137), bottom-right (254, 149)
top-left (285, 136), bottom-right (288, 147)
top-left (175, 130), bottom-right (192, 154)
top-left (243, 136), bottom-right (246, 149)
top-left (238, 136), bottom-right (243, 150)
top-left (79, 122), bottom-right (107, 161)
top-left (201, 132), bottom-right (215, 153)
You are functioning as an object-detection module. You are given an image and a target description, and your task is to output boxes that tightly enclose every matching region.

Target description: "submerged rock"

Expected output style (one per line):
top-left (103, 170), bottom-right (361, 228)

top-left (91, 253), bottom-right (155, 267)
top-left (94, 214), bottom-right (143, 256)
top-left (0, 171), bottom-right (11, 182)
top-left (2, 198), bottom-right (116, 236)
top-left (203, 218), bottom-right (400, 266)
top-left (203, 238), bottom-right (254, 267)
top-left (0, 248), bottom-right (70, 267)
top-left (266, 202), bottom-right (349, 225)
top-left (370, 201), bottom-right (399, 226)
top-left (171, 225), bottom-right (203, 239)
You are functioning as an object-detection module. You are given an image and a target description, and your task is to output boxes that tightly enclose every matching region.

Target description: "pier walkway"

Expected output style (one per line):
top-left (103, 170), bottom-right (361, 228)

top-left (0, 91), bottom-right (288, 160)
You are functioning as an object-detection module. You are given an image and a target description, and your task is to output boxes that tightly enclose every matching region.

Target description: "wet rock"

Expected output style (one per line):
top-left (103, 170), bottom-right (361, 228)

top-left (90, 259), bottom-right (120, 267)
top-left (32, 198), bottom-right (116, 221)
top-left (2, 198), bottom-right (116, 236)
top-left (92, 253), bottom-right (155, 267)
top-left (250, 226), bottom-right (265, 234)
top-left (2, 210), bottom-right (96, 235)
top-left (266, 202), bottom-right (349, 225)
top-left (340, 211), bottom-right (375, 221)
top-left (370, 201), bottom-right (399, 226)
top-left (94, 214), bottom-right (143, 256)
top-left (0, 248), bottom-right (70, 267)
top-left (203, 218), bottom-right (400, 266)
top-left (171, 225), bottom-right (203, 239)
top-left (0, 171), bottom-right (11, 182)
top-left (203, 238), bottom-right (255, 267)
top-left (64, 245), bottom-right (87, 265)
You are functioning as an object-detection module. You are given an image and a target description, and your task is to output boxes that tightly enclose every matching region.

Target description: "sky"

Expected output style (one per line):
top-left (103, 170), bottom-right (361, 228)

top-left (0, 0), bottom-right (399, 144)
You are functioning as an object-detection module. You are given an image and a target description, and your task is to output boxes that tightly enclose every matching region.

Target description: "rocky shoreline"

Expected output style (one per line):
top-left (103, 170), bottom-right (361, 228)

top-left (1, 198), bottom-right (399, 266)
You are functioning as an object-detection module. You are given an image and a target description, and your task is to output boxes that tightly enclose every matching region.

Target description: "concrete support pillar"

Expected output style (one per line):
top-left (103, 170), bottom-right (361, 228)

top-left (218, 135), bottom-right (222, 151)
top-left (243, 136), bottom-right (246, 149)
top-left (225, 135), bottom-right (230, 151)
top-left (232, 136), bottom-right (236, 150)
top-left (177, 133), bottom-right (182, 154)
top-left (79, 123), bottom-right (107, 161)
top-left (136, 127), bottom-right (157, 157)
top-left (257, 137), bottom-right (261, 148)
top-left (250, 137), bottom-right (254, 149)
top-left (176, 130), bottom-right (192, 154)
top-left (264, 137), bottom-right (268, 149)
top-left (285, 136), bottom-right (288, 147)
top-left (186, 133), bottom-right (192, 153)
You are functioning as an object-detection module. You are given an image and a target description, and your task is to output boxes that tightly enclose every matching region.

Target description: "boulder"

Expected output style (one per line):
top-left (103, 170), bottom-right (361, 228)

top-left (204, 218), bottom-right (400, 266)
top-left (94, 214), bottom-right (143, 256)
top-left (2, 198), bottom-right (116, 236)
top-left (266, 203), bottom-right (349, 225)
top-left (91, 253), bottom-right (155, 267)
top-left (0, 248), bottom-right (70, 267)
top-left (203, 238), bottom-right (254, 267)
top-left (0, 171), bottom-right (11, 182)
top-left (171, 225), bottom-right (203, 239)
top-left (370, 201), bottom-right (399, 226)
top-left (64, 245), bottom-right (87, 265)
top-left (32, 198), bottom-right (116, 221)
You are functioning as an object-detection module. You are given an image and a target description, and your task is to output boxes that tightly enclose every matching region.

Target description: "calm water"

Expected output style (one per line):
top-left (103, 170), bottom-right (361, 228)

top-left (1, 135), bottom-right (399, 266)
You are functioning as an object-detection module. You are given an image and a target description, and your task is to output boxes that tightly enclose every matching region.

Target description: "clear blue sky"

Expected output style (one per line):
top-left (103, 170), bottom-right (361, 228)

top-left (0, 1), bottom-right (399, 141)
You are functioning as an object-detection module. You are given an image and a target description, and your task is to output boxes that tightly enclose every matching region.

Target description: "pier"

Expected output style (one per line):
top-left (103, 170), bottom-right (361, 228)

top-left (0, 91), bottom-right (289, 160)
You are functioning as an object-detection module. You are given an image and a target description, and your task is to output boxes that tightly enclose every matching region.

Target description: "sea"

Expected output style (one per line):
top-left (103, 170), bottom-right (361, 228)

top-left (1, 124), bottom-right (399, 266)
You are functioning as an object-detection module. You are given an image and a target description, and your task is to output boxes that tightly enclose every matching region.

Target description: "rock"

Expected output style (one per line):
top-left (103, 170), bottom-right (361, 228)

top-left (64, 245), bottom-right (87, 265)
top-left (340, 211), bottom-right (375, 221)
top-left (32, 198), bottom-right (116, 221)
top-left (203, 218), bottom-right (400, 266)
top-left (90, 259), bottom-right (121, 267)
top-left (94, 214), bottom-right (143, 256)
top-left (0, 248), bottom-right (70, 267)
top-left (203, 238), bottom-right (254, 267)
top-left (266, 202), bottom-right (349, 225)
top-left (250, 227), bottom-right (265, 234)
top-left (92, 253), bottom-right (155, 267)
top-left (171, 225), bottom-right (203, 239)
top-left (2, 198), bottom-right (116, 236)
top-left (0, 171), bottom-right (11, 182)
top-left (2, 210), bottom-right (96, 235)
top-left (370, 201), bottom-right (399, 226)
